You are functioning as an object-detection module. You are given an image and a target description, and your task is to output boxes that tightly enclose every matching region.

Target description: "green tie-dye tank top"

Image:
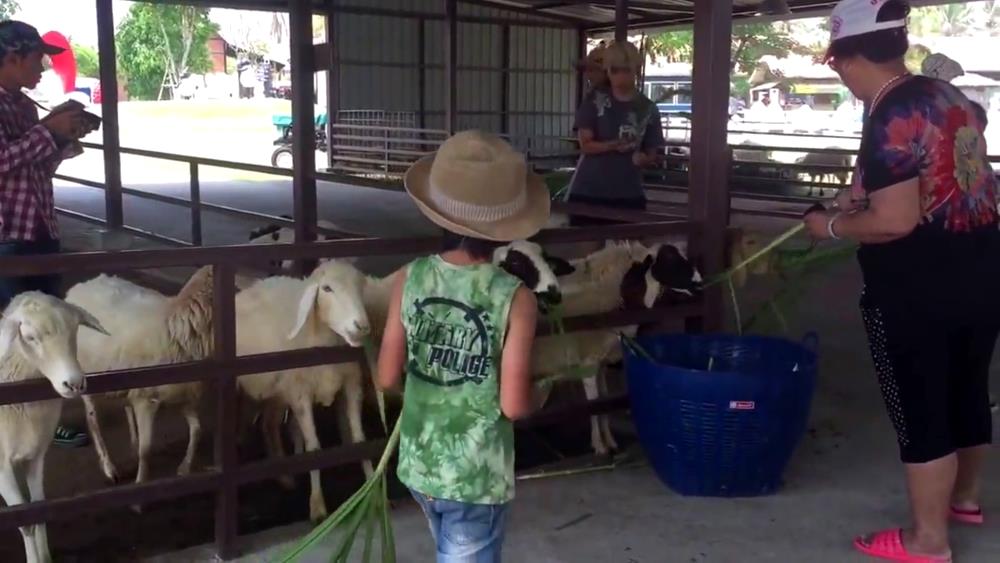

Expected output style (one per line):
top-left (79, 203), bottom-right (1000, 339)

top-left (396, 255), bottom-right (522, 505)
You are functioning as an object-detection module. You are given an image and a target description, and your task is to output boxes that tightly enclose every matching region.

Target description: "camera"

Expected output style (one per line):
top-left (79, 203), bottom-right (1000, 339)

top-left (58, 99), bottom-right (102, 130)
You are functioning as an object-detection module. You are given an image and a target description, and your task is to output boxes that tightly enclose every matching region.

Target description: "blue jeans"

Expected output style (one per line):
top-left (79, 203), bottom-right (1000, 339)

top-left (410, 489), bottom-right (509, 563)
top-left (0, 239), bottom-right (61, 307)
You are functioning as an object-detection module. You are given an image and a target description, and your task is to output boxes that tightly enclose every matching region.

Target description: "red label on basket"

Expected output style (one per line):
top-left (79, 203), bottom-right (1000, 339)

top-left (729, 401), bottom-right (756, 411)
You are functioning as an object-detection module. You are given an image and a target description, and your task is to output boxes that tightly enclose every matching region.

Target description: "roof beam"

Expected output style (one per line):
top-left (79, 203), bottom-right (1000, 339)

top-left (459, 0), bottom-right (592, 25)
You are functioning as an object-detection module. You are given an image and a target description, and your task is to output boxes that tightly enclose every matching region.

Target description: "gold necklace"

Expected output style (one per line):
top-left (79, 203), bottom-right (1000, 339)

top-left (868, 72), bottom-right (911, 116)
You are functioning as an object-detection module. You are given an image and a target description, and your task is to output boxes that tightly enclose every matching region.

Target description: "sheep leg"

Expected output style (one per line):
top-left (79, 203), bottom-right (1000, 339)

top-left (177, 402), bottom-right (201, 476)
top-left (124, 403), bottom-right (138, 452)
top-left (24, 455), bottom-right (51, 563)
top-left (342, 377), bottom-right (374, 478)
top-left (290, 401), bottom-right (328, 523)
top-left (83, 395), bottom-right (120, 484)
top-left (0, 463), bottom-right (40, 563)
top-left (596, 366), bottom-right (618, 453)
top-left (130, 399), bottom-right (160, 513)
top-left (261, 401), bottom-right (295, 490)
top-left (581, 373), bottom-right (609, 456)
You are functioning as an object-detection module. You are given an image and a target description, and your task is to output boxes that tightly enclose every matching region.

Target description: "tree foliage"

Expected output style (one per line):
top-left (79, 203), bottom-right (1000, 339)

top-left (115, 4), bottom-right (217, 100)
top-left (72, 42), bottom-right (99, 78)
top-left (648, 22), bottom-right (806, 74)
top-left (0, 0), bottom-right (19, 21)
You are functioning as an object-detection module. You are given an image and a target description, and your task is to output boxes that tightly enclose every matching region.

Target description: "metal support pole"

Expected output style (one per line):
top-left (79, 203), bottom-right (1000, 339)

top-left (213, 264), bottom-right (238, 560)
top-left (290, 0), bottom-right (318, 274)
top-left (575, 27), bottom-right (587, 106)
top-left (500, 25), bottom-right (510, 135)
top-left (689, 0), bottom-right (733, 331)
top-left (444, 0), bottom-right (458, 134)
top-left (615, 0), bottom-right (628, 42)
top-left (96, 0), bottom-right (122, 229)
top-left (418, 18), bottom-right (427, 130)
top-left (189, 163), bottom-right (202, 246)
top-left (325, 2), bottom-right (339, 171)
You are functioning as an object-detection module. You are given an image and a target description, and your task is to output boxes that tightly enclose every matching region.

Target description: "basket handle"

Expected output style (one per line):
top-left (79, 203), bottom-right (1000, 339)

top-left (801, 331), bottom-right (820, 354)
top-left (620, 333), bottom-right (656, 363)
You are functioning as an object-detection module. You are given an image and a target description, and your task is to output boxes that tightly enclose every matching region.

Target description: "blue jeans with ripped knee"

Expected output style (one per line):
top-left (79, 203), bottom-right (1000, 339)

top-left (410, 488), bottom-right (510, 563)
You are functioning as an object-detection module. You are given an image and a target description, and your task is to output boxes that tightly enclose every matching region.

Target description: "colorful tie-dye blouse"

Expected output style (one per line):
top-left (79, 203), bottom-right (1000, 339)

top-left (854, 76), bottom-right (1000, 306)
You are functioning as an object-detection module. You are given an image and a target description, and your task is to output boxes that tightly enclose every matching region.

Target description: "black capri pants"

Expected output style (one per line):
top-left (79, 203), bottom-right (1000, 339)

top-left (861, 290), bottom-right (996, 464)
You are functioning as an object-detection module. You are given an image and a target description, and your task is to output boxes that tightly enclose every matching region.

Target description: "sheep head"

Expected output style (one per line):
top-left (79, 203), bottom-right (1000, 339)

top-left (493, 240), bottom-right (568, 312)
top-left (648, 244), bottom-right (703, 306)
top-left (290, 260), bottom-right (370, 347)
top-left (1, 292), bottom-right (108, 398)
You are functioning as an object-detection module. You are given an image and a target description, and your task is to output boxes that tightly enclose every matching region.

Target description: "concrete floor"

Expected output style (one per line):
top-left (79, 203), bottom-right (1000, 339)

top-left (147, 257), bottom-right (1000, 561)
top-left (76, 181), bottom-right (995, 563)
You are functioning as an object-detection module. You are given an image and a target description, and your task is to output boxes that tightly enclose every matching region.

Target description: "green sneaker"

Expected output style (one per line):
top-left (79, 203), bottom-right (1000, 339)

top-left (53, 425), bottom-right (89, 448)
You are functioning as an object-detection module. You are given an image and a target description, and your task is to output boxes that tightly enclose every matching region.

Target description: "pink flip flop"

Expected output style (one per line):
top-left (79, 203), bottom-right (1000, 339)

top-left (853, 529), bottom-right (952, 562)
top-left (950, 505), bottom-right (984, 525)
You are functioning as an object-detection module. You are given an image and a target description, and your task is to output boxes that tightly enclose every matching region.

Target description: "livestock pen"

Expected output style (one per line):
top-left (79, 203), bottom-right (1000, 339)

top-left (0, 0), bottom-right (890, 560)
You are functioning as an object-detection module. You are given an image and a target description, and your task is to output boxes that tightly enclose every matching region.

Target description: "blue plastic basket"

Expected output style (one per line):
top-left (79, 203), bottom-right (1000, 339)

top-left (623, 333), bottom-right (818, 497)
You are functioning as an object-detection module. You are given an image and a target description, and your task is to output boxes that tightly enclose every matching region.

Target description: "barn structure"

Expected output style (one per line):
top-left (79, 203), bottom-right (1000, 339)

top-left (0, 0), bottom-right (936, 560)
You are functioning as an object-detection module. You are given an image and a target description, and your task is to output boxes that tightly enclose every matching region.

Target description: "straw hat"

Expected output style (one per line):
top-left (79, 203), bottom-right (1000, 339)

top-left (404, 131), bottom-right (550, 241)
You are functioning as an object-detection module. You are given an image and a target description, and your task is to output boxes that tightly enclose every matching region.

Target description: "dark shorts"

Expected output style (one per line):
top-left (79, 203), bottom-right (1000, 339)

top-left (860, 290), bottom-right (996, 464)
top-left (0, 239), bottom-right (62, 308)
top-left (565, 193), bottom-right (647, 227)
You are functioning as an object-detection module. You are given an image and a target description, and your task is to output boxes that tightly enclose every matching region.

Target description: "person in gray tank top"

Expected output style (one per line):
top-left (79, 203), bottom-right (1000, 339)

top-left (377, 130), bottom-right (548, 562)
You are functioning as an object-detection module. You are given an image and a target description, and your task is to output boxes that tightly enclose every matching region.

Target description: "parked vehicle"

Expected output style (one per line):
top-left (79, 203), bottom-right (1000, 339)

top-left (270, 113), bottom-right (330, 168)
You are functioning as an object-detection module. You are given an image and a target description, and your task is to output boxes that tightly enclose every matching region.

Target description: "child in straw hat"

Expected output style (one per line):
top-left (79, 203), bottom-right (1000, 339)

top-left (376, 130), bottom-right (548, 562)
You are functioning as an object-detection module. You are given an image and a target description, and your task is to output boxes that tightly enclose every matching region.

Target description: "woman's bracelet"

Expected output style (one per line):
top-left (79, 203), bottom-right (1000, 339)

top-left (827, 212), bottom-right (842, 240)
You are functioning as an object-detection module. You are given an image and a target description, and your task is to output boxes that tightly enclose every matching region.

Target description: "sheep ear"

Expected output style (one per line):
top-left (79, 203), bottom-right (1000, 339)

top-left (289, 283), bottom-right (319, 340)
top-left (66, 303), bottom-right (110, 336)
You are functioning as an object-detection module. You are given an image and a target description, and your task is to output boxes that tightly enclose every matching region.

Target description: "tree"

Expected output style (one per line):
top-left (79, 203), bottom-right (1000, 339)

top-left (649, 22), bottom-right (805, 74)
top-left (72, 42), bottom-right (99, 78)
top-left (0, 0), bottom-right (19, 21)
top-left (115, 4), bottom-right (217, 100)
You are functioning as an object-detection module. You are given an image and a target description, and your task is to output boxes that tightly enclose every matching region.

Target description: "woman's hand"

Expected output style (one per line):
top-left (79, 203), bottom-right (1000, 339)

top-left (632, 151), bottom-right (658, 168)
top-left (804, 209), bottom-right (836, 240)
top-left (833, 189), bottom-right (866, 212)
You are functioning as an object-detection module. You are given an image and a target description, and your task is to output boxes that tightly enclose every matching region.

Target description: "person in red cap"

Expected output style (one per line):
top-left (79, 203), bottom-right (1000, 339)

top-left (804, 1), bottom-right (998, 561)
top-left (0, 20), bottom-right (96, 448)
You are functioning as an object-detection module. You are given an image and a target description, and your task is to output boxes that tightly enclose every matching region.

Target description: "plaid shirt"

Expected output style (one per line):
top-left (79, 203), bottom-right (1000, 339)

top-left (0, 86), bottom-right (81, 241)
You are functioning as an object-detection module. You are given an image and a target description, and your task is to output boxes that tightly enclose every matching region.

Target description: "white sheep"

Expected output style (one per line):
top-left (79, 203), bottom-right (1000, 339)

top-left (65, 267), bottom-right (214, 491)
top-left (0, 292), bottom-right (107, 563)
top-left (258, 241), bottom-right (572, 496)
top-left (265, 240), bottom-right (569, 480)
top-left (235, 259), bottom-right (372, 523)
top-left (534, 241), bottom-right (701, 455)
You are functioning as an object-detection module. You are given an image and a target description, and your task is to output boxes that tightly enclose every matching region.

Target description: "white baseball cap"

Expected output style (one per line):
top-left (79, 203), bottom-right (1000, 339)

top-left (828, 0), bottom-right (907, 44)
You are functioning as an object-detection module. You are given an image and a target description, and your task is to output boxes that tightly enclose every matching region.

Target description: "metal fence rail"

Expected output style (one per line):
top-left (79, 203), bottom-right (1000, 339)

top-left (0, 218), bottom-right (702, 559)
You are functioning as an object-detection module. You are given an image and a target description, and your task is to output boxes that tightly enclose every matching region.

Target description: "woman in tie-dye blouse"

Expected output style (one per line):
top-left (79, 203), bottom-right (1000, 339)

top-left (805, 1), bottom-right (1000, 561)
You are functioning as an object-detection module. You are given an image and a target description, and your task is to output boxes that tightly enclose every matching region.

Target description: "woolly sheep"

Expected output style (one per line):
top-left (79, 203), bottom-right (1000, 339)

top-left (0, 292), bottom-right (107, 563)
top-left (235, 260), bottom-right (371, 522)
top-left (535, 241), bottom-right (701, 455)
top-left (66, 267), bottom-right (214, 492)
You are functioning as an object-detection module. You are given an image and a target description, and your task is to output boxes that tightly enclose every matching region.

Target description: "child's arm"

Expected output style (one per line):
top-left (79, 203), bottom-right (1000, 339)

top-left (376, 269), bottom-right (408, 391)
top-left (500, 286), bottom-right (538, 421)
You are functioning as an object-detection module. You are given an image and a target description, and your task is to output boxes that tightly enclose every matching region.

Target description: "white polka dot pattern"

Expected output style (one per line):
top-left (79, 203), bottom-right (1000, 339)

top-left (861, 302), bottom-right (910, 447)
